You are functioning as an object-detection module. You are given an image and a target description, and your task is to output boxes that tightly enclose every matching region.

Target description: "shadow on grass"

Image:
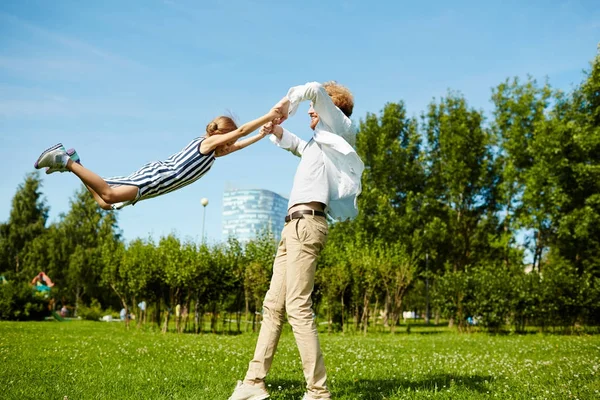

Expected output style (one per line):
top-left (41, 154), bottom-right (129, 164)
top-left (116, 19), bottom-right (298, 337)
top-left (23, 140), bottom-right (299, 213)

top-left (270, 373), bottom-right (494, 399)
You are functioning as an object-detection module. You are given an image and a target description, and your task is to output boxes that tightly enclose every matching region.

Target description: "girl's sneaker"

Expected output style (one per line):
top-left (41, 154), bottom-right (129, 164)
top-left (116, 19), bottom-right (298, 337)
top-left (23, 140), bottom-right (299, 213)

top-left (34, 143), bottom-right (69, 170)
top-left (45, 148), bottom-right (81, 174)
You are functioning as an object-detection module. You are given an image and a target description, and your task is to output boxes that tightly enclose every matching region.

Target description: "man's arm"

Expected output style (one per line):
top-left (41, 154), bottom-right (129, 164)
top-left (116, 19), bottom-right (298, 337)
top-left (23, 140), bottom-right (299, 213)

top-left (267, 123), bottom-right (307, 158)
top-left (284, 82), bottom-right (354, 143)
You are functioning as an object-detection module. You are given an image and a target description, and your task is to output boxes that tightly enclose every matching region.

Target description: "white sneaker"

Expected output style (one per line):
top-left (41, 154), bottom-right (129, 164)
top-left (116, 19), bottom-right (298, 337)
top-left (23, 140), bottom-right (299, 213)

top-left (228, 380), bottom-right (270, 400)
top-left (46, 148), bottom-right (80, 174)
top-left (34, 143), bottom-right (69, 170)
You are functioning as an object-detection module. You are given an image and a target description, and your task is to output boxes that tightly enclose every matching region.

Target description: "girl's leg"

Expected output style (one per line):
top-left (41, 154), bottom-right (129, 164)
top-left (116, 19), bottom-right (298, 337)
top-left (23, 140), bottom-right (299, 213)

top-left (66, 160), bottom-right (138, 206)
top-left (83, 184), bottom-right (112, 210)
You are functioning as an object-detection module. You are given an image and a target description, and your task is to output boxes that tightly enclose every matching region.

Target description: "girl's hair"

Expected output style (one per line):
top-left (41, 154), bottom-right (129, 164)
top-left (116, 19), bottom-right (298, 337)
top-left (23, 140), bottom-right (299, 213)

top-left (206, 116), bottom-right (238, 136)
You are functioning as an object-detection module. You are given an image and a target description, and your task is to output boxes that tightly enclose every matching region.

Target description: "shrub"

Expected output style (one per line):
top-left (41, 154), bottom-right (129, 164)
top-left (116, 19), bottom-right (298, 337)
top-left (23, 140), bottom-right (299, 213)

top-left (0, 281), bottom-right (49, 321)
top-left (76, 299), bottom-right (104, 321)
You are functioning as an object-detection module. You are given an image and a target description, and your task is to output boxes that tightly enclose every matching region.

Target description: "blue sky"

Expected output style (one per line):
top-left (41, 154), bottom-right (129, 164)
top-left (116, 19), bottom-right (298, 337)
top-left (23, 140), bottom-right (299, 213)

top-left (1, 0), bottom-right (599, 244)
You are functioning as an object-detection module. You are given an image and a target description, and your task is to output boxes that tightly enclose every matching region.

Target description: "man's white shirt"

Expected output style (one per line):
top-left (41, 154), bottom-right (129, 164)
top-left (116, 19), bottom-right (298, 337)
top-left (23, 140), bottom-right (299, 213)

top-left (270, 82), bottom-right (365, 220)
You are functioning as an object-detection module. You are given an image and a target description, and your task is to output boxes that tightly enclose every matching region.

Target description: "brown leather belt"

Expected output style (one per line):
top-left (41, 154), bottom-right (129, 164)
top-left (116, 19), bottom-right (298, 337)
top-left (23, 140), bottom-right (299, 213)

top-left (285, 210), bottom-right (326, 223)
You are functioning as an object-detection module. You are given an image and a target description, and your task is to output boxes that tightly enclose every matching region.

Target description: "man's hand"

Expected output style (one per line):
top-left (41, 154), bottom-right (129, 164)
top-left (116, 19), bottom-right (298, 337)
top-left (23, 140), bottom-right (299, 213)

top-left (271, 96), bottom-right (290, 125)
top-left (261, 122), bottom-right (283, 140)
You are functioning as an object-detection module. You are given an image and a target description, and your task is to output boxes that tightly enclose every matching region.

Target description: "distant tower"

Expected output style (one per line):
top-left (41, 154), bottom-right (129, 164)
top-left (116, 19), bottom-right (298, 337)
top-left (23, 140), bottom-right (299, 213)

top-left (222, 189), bottom-right (288, 243)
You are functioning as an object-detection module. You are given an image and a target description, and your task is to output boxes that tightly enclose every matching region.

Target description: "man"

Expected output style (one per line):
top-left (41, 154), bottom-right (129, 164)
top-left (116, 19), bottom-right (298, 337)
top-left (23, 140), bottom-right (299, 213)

top-left (229, 82), bottom-right (364, 400)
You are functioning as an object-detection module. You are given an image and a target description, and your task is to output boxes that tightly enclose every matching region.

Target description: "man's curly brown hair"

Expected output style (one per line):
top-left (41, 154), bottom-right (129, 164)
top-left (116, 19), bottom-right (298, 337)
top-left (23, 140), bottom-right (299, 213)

top-left (323, 81), bottom-right (354, 117)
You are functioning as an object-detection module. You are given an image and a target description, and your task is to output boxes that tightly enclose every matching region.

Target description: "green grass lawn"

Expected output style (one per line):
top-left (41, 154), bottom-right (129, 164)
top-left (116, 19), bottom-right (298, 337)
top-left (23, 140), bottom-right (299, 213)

top-left (0, 321), bottom-right (598, 399)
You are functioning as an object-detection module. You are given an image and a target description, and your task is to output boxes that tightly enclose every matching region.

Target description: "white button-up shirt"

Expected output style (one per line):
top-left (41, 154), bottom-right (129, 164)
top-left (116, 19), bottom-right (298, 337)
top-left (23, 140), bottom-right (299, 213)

top-left (270, 82), bottom-right (365, 220)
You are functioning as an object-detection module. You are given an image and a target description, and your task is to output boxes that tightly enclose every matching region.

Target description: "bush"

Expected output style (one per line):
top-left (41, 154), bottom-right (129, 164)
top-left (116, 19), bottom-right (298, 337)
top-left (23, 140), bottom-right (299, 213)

top-left (0, 281), bottom-right (49, 321)
top-left (469, 263), bottom-right (517, 332)
top-left (77, 299), bottom-right (104, 321)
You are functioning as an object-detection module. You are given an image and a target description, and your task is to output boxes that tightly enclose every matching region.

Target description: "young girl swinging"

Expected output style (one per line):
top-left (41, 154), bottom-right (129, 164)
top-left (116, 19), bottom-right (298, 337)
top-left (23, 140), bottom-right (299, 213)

top-left (34, 107), bottom-right (282, 210)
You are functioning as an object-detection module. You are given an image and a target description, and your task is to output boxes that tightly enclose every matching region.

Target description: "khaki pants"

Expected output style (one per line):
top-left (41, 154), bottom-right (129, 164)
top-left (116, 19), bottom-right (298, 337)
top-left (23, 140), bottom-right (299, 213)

top-left (244, 215), bottom-right (330, 398)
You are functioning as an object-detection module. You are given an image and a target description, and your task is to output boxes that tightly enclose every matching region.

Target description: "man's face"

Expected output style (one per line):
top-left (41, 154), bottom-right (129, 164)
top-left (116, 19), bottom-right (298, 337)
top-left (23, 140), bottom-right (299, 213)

top-left (308, 103), bottom-right (319, 130)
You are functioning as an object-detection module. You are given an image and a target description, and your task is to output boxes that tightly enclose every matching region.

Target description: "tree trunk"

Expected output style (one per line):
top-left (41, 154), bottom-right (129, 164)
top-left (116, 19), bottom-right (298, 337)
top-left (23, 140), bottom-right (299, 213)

top-left (340, 294), bottom-right (345, 334)
top-left (327, 299), bottom-right (332, 334)
top-left (183, 293), bottom-right (191, 333)
top-left (504, 196), bottom-right (512, 268)
top-left (211, 303), bottom-right (218, 333)
top-left (194, 295), bottom-right (200, 334)
top-left (74, 286), bottom-right (82, 317)
top-left (361, 292), bottom-right (370, 336)
top-left (373, 298), bottom-right (379, 333)
top-left (392, 285), bottom-right (407, 334)
top-left (162, 309), bottom-right (169, 333)
top-left (245, 294), bottom-right (250, 333)
top-left (133, 296), bottom-right (141, 328)
top-left (383, 292), bottom-right (391, 328)
top-left (155, 299), bottom-right (161, 328)
top-left (108, 283), bottom-right (128, 328)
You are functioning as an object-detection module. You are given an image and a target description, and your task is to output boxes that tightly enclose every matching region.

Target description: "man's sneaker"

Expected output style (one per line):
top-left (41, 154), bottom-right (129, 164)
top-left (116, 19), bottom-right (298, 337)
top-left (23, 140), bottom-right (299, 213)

top-left (46, 148), bottom-right (80, 174)
top-left (34, 143), bottom-right (69, 170)
top-left (301, 394), bottom-right (321, 400)
top-left (228, 381), bottom-right (269, 400)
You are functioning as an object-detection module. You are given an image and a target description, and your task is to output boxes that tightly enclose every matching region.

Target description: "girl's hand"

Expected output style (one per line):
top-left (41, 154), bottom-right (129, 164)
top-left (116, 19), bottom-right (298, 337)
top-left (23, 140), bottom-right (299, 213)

top-left (260, 122), bottom-right (275, 137)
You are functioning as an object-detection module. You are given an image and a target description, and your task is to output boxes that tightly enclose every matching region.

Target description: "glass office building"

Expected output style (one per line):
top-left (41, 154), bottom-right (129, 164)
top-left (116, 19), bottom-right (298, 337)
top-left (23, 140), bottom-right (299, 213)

top-left (222, 189), bottom-right (288, 243)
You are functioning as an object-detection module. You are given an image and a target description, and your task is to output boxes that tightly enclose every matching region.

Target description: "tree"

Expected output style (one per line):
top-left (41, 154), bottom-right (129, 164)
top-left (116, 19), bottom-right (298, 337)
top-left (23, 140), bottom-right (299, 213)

top-left (101, 240), bottom-right (129, 326)
top-left (491, 77), bottom-right (553, 269)
top-left (318, 222), bottom-right (353, 333)
top-left (423, 92), bottom-right (497, 329)
top-left (355, 102), bottom-right (424, 242)
top-left (156, 235), bottom-right (186, 333)
top-left (243, 230), bottom-right (276, 332)
top-left (0, 172), bottom-right (49, 275)
top-left (377, 241), bottom-right (418, 332)
top-left (59, 187), bottom-right (121, 315)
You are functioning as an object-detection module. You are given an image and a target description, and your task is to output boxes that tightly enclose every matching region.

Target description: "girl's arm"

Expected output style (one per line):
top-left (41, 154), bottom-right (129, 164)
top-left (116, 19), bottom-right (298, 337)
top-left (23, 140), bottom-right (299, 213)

top-left (201, 108), bottom-right (281, 154)
top-left (214, 129), bottom-right (270, 158)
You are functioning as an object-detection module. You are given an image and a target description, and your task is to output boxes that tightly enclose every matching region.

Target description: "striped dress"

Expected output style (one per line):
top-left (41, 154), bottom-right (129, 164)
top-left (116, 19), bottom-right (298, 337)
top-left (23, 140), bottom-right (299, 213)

top-left (105, 137), bottom-right (215, 210)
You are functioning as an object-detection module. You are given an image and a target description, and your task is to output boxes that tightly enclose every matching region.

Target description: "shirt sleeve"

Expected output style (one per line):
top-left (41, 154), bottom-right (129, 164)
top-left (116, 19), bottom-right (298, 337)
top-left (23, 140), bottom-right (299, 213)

top-left (286, 82), bottom-right (354, 143)
top-left (269, 128), bottom-right (308, 157)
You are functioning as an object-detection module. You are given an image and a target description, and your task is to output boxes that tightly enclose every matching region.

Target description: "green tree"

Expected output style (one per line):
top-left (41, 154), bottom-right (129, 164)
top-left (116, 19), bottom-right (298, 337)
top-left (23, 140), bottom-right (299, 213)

top-left (377, 241), bottom-right (418, 332)
top-left (60, 187), bottom-right (121, 314)
top-left (243, 230), bottom-right (276, 332)
top-left (424, 92), bottom-right (497, 329)
top-left (318, 222), bottom-right (353, 333)
top-left (355, 102), bottom-right (424, 242)
top-left (0, 172), bottom-right (49, 276)
top-left (491, 77), bottom-right (553, 269)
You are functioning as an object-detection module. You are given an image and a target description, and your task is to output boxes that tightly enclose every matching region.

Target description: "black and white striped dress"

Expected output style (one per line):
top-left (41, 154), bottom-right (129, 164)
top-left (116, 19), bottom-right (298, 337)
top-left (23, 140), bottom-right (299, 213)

top-left (105, 137), bottom-right (214, 209)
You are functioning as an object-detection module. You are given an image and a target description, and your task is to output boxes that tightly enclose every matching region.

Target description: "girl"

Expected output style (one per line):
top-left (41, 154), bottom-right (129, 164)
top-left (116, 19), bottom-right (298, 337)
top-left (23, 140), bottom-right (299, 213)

top-left (34, 108), bottom-right (282, 210)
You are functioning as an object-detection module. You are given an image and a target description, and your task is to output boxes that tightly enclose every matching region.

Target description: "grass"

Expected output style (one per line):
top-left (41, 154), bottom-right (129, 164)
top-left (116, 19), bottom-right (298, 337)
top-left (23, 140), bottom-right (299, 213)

top-left (0, 321), bottom-right (599, 399)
